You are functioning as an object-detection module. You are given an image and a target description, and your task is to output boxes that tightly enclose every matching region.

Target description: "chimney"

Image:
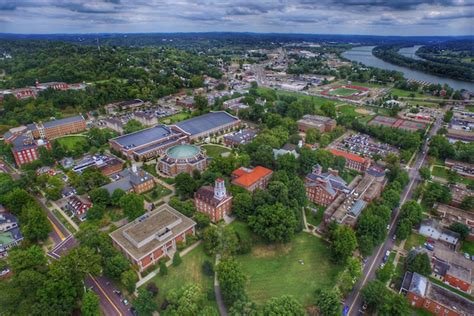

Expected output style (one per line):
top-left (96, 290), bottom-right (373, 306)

top-left (312, 164), bottom-right (322, 176)
top-left (214, 178), bottom-right (226, 200)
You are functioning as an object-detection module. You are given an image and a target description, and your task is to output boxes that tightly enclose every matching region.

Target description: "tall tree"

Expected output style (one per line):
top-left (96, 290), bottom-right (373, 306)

top-left (217, 258), bottom-right (247, 306)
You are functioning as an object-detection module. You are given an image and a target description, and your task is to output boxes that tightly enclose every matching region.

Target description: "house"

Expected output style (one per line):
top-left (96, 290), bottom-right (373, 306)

top-left (66, 195), bottom-right (93, 222)
top-left (133, 111), bottom-right (158, 126)
top-left (194, 179), bottom-right (233, 222)
top-left (101, 165), bottom-right (155, 195)
top-left (400, 271), bottom-right (473, 316)
top-left (329, 149), bottom-right (371, 172)
top-left (297, 115), bottom-right (336, 133)
top-left (432, 257), bottom-right (471, 293)
top-left (231, 166), bottom-right (273, 192)
top-left (109, 204), bottom-right (196, 272)
top-left (224, 129), bottom-right (258, 147)
top-left (305, 164), bottom-right (349, 206)
top-left (0, 211), bottom-right (23, 258)
top-left (419, 219), bottom-right (460, 249)
top-left (445, 159), bottom-right (474, 180)
top-left (273, 143), bottom-right (300, 158)
top-left (437, 204), bottom-right (474, 241)
top-left (103, 118), bottom-right (124, 134)
top-left (35, 81), bottom-right (69, 91)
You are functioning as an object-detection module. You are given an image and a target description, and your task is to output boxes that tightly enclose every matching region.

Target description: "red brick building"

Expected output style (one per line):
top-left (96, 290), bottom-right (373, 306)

top-left (194, 179), bottom-right (233, 222)
top-left (231, 166), bottom-right (273, 192)
top-left (110, 204), bottom-right (196, 272)
top-left (9, 135), bottom-right (51, 166)
top-left (329, 149), bottom-right (371, 172)
top-left (30, 115), bottom-right (87, 140)
top-left (305, 165), bottom-right (349, 206)
top-left (36, 81), bottom-right (69, 91)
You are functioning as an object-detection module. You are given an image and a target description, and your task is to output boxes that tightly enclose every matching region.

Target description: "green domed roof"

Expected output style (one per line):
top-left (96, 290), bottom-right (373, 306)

top-left (166, 144), bottom-right (200, 159)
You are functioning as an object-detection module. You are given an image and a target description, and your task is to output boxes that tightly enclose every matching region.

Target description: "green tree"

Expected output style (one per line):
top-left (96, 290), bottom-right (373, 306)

top-left (119, 193), bottom-right (145, 220)
top-left (159, 260), bottom-right (168, 276)
top-left (305, 128), bottom-right (320, 144)
top-left (315, 288), bottom-right (341, 316)
top-left (7, 245), bottom-right (47, 274)
top-left (133, 288), bottom-right (158, 316)
top-left (263, 295), bottom-right (304, 316)
top-left (376, 261), bottom-right (394, 283)
top-left (330, 224), bottom-right (358, 263)
top-left (460, 196), bottom-right (474, 211)
top-left (217, 258), bottom-right (247, 306)
top-left (418, 167), bottom-right (431, 181)
top-left (194, 95), bottom-right (209, 111)
top-left (104, 254), bottom-right (130, 280)
top-left (22, 204), bottom-right (51, 242)
top-left (89, 187), bottom-right (110, 206)
top-left (362, 280), bottom-right (390, 310)
top-left (248, 203), bottom-right (298, 243)
top-left (111, 188), bottom-right (126, 206)
top-left (87, 204), bottom-right (105, 221)
top-left (121, 269), bottom-right (138, 293)
top-left (395, 218), bottom-right (412, 241)
top-left (405, 251), bottom-right (432, 276)
top-left (380, 293), bottom-right (410, 316)
top-left (81, 290), bottom-right (100, 316)
top-left (232, 192), bottom-right (253, 220)
top-left (229, 299), bottom-right (258, 316)
top-left (449, 222), bottom-right (470, 240)
top-left (175, 172), bottom-right (197, 199)
top-left (123, 119), bottom-right (144, 134)
top-left (173, 251), bottom-right (182, 267)
top-left (165, 283), bottom-right (206, 315)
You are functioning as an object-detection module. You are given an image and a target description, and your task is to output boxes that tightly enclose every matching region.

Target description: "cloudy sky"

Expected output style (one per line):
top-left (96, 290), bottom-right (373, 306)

top-left (0, 0), bottom-right (472, 36)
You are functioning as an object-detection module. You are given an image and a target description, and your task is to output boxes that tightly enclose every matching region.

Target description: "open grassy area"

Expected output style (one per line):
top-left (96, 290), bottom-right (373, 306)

top-left (336, 104), bottom-right (358, 116)
top-left (159, 112), bottom-right (191, 124)
top-left (201, 144), bottom-right (230, 159)
top-left (461, 240), bottom-right (474, 254)
top-left (432, 165), bottom-right (472, 185)
top-left (257, 87), bottom-right (334, 108)
top-left (305, 205), bottom-right (325, 227)
top-left (404, 233), bottom-right (426, 251)
top-left (343, 81), bottom-right (385, 88)
top-left (146, 243), bottom-right (218, 311)
top-left (329, 87), bottom-right (360, 96)
top-left (143, 184), bottom-right (172, 202)
top-left (56, 135), bottom-right (89, 151)
top-left (234, 231), bottom-right (343, 306)
top-left (391, 88), bottom-right (434, 99)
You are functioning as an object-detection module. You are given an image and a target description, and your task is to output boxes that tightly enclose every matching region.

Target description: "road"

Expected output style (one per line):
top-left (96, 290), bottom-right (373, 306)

top-left (346, 110), bottom-right (445, 315)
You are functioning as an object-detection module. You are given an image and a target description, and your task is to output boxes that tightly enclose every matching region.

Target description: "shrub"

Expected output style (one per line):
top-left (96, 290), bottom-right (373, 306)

top-left (172, 252), bottom-right (182, 267)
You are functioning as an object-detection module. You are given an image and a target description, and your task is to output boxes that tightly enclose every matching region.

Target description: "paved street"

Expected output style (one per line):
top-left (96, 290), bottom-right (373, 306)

top-left (346, 107), bottom-right (445, 315)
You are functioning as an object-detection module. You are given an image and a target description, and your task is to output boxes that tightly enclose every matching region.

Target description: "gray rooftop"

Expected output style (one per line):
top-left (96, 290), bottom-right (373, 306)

top-left (409, 272), bottom-right (428, 297)
top-left (42, 115), bottom-right (85, 128)
top-left (175, 111), bottom-right (239, 136)
top-left (111, 125), bottom-right (174, 149)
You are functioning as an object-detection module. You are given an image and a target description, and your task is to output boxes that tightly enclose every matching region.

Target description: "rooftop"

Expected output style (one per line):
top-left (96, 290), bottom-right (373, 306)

top-left (232, 166), bottom-right (273, 188)
top-left (166, 144), bottom-right (200, 159)
top-left (111, 125), bottom-right (175, 149)
top-left (109, 204), bottom-right (196, 260)
top-left (175, 111), bottom-right (239, 136)
top-left (42, 115), bottom-right (85, 129)
top-left (329, 148), bottom-right (367, 164)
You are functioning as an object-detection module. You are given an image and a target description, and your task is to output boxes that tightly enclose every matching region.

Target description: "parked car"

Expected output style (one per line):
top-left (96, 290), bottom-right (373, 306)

top-left (383, 250), bottom-right (390, 263)
top-left (464, 253), bottom-right (471, 260)
top-left (424, 243), bottom-right (434, 251)
top-left (122, 299), bottom-right (129, 306)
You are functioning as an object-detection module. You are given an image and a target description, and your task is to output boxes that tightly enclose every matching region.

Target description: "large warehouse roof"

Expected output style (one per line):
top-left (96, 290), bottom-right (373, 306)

top-left (175, 111), bottom-right (239, 136)
top-left (111, 125), bottom-right (174, 149)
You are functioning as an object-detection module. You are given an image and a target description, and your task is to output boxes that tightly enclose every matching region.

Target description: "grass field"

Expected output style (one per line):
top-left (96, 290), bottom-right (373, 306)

top-left (432, 165), bottom-right (472, 185)
top-left (257, 87), bottom-right (334, 108)
top-left (461, 240), bottom-right (474, 254)
top-left (159, 112), bottom-right (191, 124)
top-left (337, 104), bottom-right (358, 116)
top-left (404, 233), bottom-right (426, 251)
top-left (201, 144), bottom-right (230, 159)
top-left (329, 87), bottom-right (360, 96)
top-left (345, 81), bottom-right (384, 88)
top-left (143, 184), bottom-right (172, 202)
top-left (56, 135), bottom-right (89, 151)
top-left (147, 243), bottom-right (218, 311)
top-left (234, 231), bottom-right (343, 306)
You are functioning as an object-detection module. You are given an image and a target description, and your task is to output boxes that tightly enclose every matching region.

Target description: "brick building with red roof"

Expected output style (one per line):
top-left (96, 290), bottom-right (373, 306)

top-left (231, 166), bottom-right (273, 192)
top-left (329, 149), bottom-right (371, 172)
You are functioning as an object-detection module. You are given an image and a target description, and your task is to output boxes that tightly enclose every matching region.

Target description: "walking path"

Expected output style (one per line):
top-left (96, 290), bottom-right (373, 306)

top-left (301, 207), bottom-right (324, 238)
top-left (135, 240), bottom-right (202, 288)
top-left (50, 199), bottom-right (80, 231)
top-left (214, 254), bottom-right (228, 316)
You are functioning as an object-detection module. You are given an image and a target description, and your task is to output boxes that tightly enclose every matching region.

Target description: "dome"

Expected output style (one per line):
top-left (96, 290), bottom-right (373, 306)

top-left (165, 144), bottom-right (201, 159)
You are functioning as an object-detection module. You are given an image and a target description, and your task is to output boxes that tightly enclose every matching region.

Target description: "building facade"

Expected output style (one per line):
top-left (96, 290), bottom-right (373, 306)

top-left (297, 114), bottom-right (337, 133)
top-left (9, 135), bottom-right (51, 166)
top-left (110, 204), bottom-right (196, 272)
top-left (329, 149), bottom-right (371, 172)
top-left (194, 179), bottom-right (233, 222)
top-left (30, 115), bottom-right (87, 139)
top-left (305, 165), bottom-right (349, 206)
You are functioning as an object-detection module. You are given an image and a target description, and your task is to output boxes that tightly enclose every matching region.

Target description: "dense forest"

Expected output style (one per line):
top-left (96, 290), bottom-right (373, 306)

top-left (373, 43), bottom-right (474, 83)
top-left (417, 40), bottom-right (474, 69)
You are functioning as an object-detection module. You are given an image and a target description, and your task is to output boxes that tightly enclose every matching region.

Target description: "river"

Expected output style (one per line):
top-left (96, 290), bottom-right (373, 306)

top-left (398, 45), bottom-right (425, 61)
top-left (342, 46), bottom-right (474, 92)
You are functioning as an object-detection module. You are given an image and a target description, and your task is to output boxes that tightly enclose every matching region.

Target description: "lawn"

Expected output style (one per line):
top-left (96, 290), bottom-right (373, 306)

top-left (234, 232), bottom-right (343, 306)
top-left (56, 135), bottom-right (89, 151)
top-left (305, 205), bottom-right (325, 227)
top-left (257, 87), bottom-right (334, 107)
top-left (345, 81), bottom-right (385, 88)
top-left (432, 165), bottom-right (472, 185)
top-left (143, 184), bottom-right (172, 202)
top-left (159, 112), bottom-right (191, 124)
top-left (404, 233), bottom-right (426, 251)
top-left (201, 144), bottom-right (230, 159)
top-left (146, 243), bottom-right (218, 311)
top-left (336, 104), bottom-right (358, 116)
top-left (341, 169), bottom-right (361, 184)
top-left (461, 240), bottom-right (474, 254)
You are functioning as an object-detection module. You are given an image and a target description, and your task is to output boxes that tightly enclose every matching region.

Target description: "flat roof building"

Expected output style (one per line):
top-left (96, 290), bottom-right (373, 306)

top-left (297, 115), bottom-right (337, 133)
top-left (110, 204), bottom-right (196, 272)
top-left (174, 111), bottom-right (240, 141)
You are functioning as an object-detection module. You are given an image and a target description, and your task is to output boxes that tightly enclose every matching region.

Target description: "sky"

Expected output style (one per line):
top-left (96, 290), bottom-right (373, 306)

top-left (0, 0), bottom-right (473, 36)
